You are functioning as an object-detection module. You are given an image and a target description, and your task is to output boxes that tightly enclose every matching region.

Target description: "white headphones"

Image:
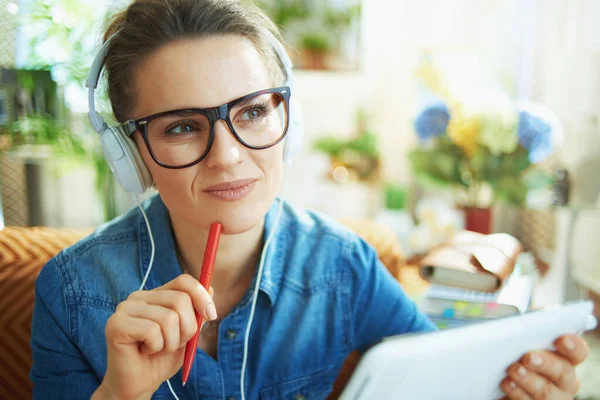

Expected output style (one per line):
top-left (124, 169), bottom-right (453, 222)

top-left (86, 31), bottom-right (304, 194)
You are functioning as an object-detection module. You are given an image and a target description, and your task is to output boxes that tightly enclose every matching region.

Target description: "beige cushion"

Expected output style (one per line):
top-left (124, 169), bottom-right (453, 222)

top-left (339, 218), bottom-right (406, 278)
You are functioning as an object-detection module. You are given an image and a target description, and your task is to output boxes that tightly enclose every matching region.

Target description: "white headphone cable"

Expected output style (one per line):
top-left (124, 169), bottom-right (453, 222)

top-left (240, 159), bottom-right (291, 400)
top-left (135, 157), bottom-right (290, 400)
top-left (135, 195), bottom-right (180, 400)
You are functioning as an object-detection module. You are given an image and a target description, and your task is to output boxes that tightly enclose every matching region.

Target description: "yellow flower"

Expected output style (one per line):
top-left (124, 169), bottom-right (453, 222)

top-left (447, 107), bottom-right (481, 157)
top-left (415, 62), bottom-right (452, 102)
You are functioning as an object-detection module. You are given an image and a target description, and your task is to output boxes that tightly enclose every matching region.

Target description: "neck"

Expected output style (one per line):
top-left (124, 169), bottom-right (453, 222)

top-left (171, 216), bottom-right (264, 293)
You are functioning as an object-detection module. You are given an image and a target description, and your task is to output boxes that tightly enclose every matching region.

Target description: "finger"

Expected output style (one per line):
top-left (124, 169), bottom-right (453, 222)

top-left (554, 334), bottom-right (589, 366)
top-left (128, 290), bottom-right (197, 343)
top-left (154, 274), bottom-right (217, 321)
top-left (522, 350), bottom-right (579, 393)
top-left (501, 378), bottom-right (533, 400)
top-left (117, 301), bottom-right (180, 353)
top-left (106, 314), bottom-right (164, 355)
top-left (507, 362), bottom-right (562, 400)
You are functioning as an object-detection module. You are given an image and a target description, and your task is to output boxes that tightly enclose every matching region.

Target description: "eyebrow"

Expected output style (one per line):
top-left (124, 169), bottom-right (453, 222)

top-left (160, 110), bottom-right (204, 118)
top-left (233, 94), bottom-right (265, 108)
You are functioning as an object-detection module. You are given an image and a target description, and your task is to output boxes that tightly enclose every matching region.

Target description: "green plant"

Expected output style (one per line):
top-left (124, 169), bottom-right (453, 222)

top-left (408, 58), bottom-right (561, 208)
top-left (323, 4), bottom-right (361, 49)
top-left (313, 130), bottom-right (378, 158)
top-left (383, 183), bottom-right (407, 210)
top-left (8, 112), bottom-right (85, 155)
top-left (6, 111), bottom-right (121, 220)
top-left (408, 136), bottom-right (532, 206)
top-left (313, 130), bottom-right (380, 182)
top-left (15, 0), bottom-right (129, 221)
top-left (258, 0), bottom-right (361, 69)
top-left (299, 32), bottom-right (330, 52)
top-left (23, 0), bottom-right (126, 89)
top-left (257, 0), bottom-right (310, 28)
top-left (409, 101), bottom-right (557, 207)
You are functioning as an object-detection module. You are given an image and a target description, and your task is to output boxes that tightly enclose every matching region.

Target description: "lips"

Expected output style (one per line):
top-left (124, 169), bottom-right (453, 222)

top-left (203, 178), bottom-right (258, 201)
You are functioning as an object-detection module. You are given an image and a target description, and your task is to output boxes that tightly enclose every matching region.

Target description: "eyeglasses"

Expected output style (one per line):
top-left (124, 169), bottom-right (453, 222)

top-left (122, 86), bottom-right (291, 169)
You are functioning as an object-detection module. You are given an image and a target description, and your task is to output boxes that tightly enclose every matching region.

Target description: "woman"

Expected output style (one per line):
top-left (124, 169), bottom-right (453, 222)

top-left (31, 0), bottom-right (589, 399)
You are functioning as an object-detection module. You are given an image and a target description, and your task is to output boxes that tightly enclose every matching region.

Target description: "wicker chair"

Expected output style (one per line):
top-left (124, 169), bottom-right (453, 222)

top-left (0, 227), bottom-right (91, 400)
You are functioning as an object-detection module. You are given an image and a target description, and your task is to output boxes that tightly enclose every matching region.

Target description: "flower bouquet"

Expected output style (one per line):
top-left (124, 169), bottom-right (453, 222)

top-left (408, 96), bottom-right (561, 233)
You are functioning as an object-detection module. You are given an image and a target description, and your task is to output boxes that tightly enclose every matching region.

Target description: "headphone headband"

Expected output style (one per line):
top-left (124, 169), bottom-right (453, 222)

top-left (85, 30), bottom-right (295, 133)
top-left (85, 32), bottom-right (117, 133)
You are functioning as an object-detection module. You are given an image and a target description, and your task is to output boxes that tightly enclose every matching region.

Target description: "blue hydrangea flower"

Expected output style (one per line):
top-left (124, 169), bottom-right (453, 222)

top-left (517, 107), bottom-right (554, 163)
top-left (414, 101), bottom-right (450, 141)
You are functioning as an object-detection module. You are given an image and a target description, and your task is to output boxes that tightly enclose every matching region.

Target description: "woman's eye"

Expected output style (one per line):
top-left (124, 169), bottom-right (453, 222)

top-left (166, 123), bottom-right (196, 135)
top-left (240, 105), bottom-right (268, 121)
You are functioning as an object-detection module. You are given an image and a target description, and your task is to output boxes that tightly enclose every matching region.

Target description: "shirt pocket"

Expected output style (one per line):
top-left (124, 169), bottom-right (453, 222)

top-left (260, 368), bottom-right (335, 400)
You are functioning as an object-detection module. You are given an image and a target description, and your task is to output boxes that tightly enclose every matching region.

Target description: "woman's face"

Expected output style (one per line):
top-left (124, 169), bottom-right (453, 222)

top-left (131, 36), bottom-right (284, 234)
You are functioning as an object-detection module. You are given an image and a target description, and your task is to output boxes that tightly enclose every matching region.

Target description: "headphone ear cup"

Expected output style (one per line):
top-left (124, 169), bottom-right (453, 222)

top-left (99, 126), bottom-right (153, 194)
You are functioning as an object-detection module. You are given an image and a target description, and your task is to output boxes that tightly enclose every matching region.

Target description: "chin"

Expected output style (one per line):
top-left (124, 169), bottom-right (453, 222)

top-left (214, 210), bottom-right (263, 235)
top-left (201, 194), bottom-right (273, 235)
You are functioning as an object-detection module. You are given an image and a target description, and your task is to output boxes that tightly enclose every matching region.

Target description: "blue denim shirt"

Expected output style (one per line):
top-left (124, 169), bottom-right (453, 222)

top-left (31, 195), bottom-right (436, 399)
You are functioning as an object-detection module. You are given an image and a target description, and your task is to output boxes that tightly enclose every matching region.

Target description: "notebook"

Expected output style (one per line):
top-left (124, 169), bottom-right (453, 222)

top-left (341, 301), bottom-right (597, 400)
top-left (419, 273), bottom-right (534, 320)
top-left (419, 231), bottom-right (523, 291)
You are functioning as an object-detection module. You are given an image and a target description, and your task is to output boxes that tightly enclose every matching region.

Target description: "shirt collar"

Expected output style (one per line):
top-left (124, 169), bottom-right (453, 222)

top-left (137, 195), bottom-right (287, 306)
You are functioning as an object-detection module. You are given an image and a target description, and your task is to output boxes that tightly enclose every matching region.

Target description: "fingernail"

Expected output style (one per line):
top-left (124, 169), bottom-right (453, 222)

top-left (517, 366), bottom-right (527, 377)
top-left (529, 353), bottom-right (542, 366)
top-left (564, 337), bottom-right (575, 351)
top-left (206, 303), bottom-right (217, 320)
top-left (507, 380), bottom-right (517, 390)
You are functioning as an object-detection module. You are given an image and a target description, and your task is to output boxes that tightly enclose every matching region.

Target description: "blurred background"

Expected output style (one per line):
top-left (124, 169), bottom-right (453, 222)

top-left (0, 0), bottom-right (599, 397)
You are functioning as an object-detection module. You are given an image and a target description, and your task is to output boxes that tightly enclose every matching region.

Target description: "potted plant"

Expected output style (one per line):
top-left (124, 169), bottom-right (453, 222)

top-left (375, 182), bottom-right (415, 250)
top-left (313, 129), bottom-right (380, 184)
top-left (408, 98), bottom-right (559, 234)
top-left (257, 0), bottom-right (361, 71)
top-left (297, 4), bottom-right (361, 70)
top-left (298, 32), bottom-right (331, 70)
top-left (322, 4), bottom-right (361, 50)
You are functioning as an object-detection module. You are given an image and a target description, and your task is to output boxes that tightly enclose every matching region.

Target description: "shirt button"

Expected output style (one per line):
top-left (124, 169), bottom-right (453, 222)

top-left (295, 394), bottom-right (306, 400)
top-left (225, 329), bottom-right (238, 340)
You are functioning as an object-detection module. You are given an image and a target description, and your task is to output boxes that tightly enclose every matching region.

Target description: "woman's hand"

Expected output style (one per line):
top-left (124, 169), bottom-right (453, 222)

top-left (93, 274), bottom-right (217, 400)
top-left (500, 334), bottom-right (590, 400)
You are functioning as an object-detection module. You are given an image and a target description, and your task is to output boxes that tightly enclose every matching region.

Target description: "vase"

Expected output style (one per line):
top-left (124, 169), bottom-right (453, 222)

top-left (301, 50), bottom-right (327, 70)
top-left (463, 207), bottom-right (493, 234)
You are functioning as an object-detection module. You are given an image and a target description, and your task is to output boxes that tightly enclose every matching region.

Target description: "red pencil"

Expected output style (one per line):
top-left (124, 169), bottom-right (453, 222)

top-left (181, 222), bottom-right (222, 386)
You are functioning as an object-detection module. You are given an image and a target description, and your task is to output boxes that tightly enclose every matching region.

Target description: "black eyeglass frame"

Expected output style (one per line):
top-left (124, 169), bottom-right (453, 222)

top-left (120, 86), bottom-right (291, 169)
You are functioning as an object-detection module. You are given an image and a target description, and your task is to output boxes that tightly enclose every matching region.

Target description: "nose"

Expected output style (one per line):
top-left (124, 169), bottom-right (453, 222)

top-left (204, 119), bottom-right (242, 169)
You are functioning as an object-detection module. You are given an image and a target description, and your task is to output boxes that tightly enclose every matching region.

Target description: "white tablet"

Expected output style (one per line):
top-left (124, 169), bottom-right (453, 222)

top-left (341, 301), bottom-right (597, 400)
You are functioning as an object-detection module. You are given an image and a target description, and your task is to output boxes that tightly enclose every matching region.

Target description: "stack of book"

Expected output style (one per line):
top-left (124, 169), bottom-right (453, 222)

top-left (417, 231), bottom-right (534, 329)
